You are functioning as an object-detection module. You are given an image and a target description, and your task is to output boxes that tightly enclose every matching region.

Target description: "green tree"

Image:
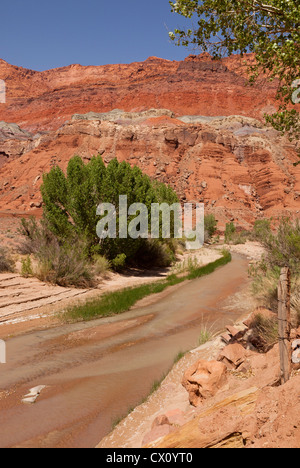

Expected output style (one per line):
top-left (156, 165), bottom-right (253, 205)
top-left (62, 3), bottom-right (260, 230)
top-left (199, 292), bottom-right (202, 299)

top-left (169, 0), bottom-right (300, 157)
top-left (41, 155), bottom-right (179, 265)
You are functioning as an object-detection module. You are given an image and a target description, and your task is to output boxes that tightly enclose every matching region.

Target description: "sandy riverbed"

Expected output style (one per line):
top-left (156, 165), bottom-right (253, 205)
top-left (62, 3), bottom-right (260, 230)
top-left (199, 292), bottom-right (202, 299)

top-left (0, 247), bottom-right (222, 338)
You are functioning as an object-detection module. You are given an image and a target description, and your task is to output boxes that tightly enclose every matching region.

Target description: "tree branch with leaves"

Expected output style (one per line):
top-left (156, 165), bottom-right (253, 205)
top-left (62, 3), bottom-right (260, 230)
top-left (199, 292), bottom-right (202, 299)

top-left (169, 0), bottom-right (300, 158)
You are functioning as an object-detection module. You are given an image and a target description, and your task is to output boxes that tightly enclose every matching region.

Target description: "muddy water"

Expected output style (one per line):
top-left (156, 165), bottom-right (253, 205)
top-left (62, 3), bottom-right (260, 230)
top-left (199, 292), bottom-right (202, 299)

top-left (0, 254), bottom-right (249, 448)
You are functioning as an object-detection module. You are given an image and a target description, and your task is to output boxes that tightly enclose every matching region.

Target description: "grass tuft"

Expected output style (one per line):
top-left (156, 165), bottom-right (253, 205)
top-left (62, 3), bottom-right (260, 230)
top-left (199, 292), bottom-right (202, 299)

top-left (63, 250), bottom-right (232, 322)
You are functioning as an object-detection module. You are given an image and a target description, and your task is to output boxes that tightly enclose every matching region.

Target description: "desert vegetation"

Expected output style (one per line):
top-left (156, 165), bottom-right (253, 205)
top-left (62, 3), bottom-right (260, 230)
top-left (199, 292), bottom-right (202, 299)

top-left (0, 245), bottom-right (15, 273)
top-left (170, 0), bottom-right (300, 156)
top-left (249, 218), bottom-right (300, 328)
top-left (64, 250), bottom-right (232, 322)
top-left (18, 155), bottom-right (181, 287)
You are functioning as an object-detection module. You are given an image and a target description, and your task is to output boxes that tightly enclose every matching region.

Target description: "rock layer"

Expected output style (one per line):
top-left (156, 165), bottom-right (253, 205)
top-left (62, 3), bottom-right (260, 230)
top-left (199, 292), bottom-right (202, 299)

top-left (0, 54), bottom-right (299, 225)
top-left (0, 54), bottom-right (279, 133)
top-left (0, 112), bottom-right (299, 226)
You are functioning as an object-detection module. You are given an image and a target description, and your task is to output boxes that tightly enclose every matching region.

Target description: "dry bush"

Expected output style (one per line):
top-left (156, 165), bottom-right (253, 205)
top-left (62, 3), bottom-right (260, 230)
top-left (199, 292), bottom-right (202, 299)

top-left (291, 278), bottom-right (300, 327)
top-left (250, 313), bottom-right (279, 352)
top-left (35, 239), bottom-right (95, 288)
top-left (19, 217), bottom-right (95, 288)
top-left (92, 255), bottom-right (111, 277)
top-left (0, 246), bottom-right (15, 272)
top-left (250, 265), bottom-right (300, 328)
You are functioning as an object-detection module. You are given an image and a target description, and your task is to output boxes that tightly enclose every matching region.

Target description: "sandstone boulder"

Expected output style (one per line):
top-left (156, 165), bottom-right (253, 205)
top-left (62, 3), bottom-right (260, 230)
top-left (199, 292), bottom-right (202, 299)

top-left (151, 414), bottom-right (170, 429)
top-left (182, 359), bottom-right (227, 407)
top-left (218, 343), bottom-right (248, 370)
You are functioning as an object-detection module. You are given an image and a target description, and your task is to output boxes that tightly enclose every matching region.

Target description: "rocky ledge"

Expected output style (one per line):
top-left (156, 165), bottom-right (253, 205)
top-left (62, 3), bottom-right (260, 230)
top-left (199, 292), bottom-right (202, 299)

top-left (98, 309), bottom-right (300, 449)
top-left (0, 111), bottom-right (299, 227)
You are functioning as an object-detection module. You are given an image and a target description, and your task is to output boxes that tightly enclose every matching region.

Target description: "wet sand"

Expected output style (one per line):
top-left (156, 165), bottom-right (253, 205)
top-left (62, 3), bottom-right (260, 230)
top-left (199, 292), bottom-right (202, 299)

top-left (0, 254), bottom-right (249, 448)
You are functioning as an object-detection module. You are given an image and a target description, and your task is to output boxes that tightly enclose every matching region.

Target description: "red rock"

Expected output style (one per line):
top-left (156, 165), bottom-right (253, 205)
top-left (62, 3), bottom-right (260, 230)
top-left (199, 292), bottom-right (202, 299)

top-left (164, 409), bottom-right (186, 427)
top-left (182, 359), bottom-right (227, 407)
top-left (0, 115), bottom-right (299, 228)
top-left (142, 424), bottom-right (174, 447)
top-left (0, 54), bottom-right (299, 226)
top-left (151, 409), bottom-right (186, 430)
top-left (218, 343), bottom-right (248, 370)
top-left (249, 344), bottom-right (281, 386)
top-left (0, 54), bottom-right (282, 134)
top-left (221, 333), bottom-right (232, 344)
top-left (226, 325), bottom-right (240, 337)
top-left (151, 414), bottom-right (170, 429)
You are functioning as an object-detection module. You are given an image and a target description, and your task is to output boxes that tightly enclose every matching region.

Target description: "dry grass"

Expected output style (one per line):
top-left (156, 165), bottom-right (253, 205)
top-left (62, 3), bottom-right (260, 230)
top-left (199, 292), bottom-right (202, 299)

top-left (0, 245), bottom-right (15, 272)
top-left (251, 313), bottom-right (279, 350)
top-left (251, 268), bottom-right (300, 327)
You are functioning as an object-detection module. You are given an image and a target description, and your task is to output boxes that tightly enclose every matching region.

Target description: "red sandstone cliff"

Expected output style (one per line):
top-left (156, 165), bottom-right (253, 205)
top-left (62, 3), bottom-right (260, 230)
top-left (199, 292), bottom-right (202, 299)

top-left (0, 54), bottom-right (299, 225)
top-left (0, 54), bottom-right (278, 133)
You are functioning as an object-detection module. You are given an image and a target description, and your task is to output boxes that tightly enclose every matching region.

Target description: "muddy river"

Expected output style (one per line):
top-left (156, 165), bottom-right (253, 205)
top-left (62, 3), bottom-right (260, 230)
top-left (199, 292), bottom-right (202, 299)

top-left (0, 254), bottom-right (249, 448)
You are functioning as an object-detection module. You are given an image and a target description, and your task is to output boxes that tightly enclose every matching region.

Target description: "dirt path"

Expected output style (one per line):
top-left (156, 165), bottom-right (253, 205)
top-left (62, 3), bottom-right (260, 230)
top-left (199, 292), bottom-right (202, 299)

top-left (0, 254), bottom-right (250, 448)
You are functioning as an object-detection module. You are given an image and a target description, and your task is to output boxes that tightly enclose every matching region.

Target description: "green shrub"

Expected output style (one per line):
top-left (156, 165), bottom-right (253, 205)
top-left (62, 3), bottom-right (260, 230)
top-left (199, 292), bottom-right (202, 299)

top-left (249, 262), bottom-right (280, 310)
top-left (252, 219), bottom-right (271, 242)
top-left (224, 222), bottom-right (250, 245)
top-left (249, 218), bottom-right (300, 327)
top-left (231, 230), bottom-right (250, 245)
top-left (35, 239), bottom-right (95, 288)
top-left (19, 218), bottom-right (95, 288)
top-left (260, 218), bottom-right (300, 274)
top-left (111, 253), bottom-right (127, 272)
top-left (251, 313), bottom-right (279, 352)
top-left (40, 155), bottom-right (179, 267)
top-left (224, 222), bottom-right (236, 243)
top-left (92, 254), bottom-right (111, 276)
top-left (204, 214), bottom-right (217, 242)
top-left (21, 256), bottom-right (33, 277)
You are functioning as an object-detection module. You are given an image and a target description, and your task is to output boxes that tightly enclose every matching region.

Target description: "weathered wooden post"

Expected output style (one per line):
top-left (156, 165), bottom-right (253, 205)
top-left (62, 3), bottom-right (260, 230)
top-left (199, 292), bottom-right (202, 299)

top-left (278, 267), bottom-right (291, 384)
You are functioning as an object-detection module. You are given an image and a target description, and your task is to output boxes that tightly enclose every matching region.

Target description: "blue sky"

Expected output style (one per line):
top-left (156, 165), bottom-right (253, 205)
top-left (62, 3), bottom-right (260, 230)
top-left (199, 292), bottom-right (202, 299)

top-left (1, 0), bottom-right (193, 71)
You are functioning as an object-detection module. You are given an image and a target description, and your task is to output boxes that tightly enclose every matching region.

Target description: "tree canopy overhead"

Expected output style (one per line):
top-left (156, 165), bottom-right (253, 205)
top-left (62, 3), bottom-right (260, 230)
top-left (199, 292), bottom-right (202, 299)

top-left (169, 0), bottom-right (300, 154)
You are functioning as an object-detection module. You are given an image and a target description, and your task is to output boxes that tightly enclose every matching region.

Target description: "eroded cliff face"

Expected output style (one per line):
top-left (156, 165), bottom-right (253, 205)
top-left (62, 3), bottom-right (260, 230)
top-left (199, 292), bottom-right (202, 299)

top-left (0, 54), bottom-right (279, 133)
top-left (0, 112), bottom-right (299, 227)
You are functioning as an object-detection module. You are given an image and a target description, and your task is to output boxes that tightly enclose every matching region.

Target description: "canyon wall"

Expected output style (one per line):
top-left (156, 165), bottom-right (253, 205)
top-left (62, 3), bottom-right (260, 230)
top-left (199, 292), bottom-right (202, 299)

top-left (0, 111), bottom-right (299, 227)
top-left (0, 54), bottom-right (299, 226)
top-left (0, 54), bottom-right (278, 133)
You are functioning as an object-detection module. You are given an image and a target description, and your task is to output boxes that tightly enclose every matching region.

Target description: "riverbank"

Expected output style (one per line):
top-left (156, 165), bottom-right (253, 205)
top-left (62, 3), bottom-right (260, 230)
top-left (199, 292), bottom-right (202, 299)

top-left (0, 247), bottom-right (222, 339)
top-left (97, 241), bottom-right (275, 449)
top-left (0, 253), bottom-right (249, 448)
top-left (97, 310), bottom-right (300, 449)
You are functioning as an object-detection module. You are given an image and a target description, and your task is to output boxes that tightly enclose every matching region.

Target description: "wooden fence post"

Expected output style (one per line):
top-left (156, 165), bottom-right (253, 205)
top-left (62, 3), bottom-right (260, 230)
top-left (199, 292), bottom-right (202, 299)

top-left (278, 267), bottom-right (291, 384)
